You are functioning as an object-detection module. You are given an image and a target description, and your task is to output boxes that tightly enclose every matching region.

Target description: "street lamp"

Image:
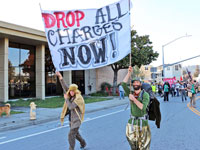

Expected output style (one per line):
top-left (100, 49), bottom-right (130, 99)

top-left (162, 34), bottom-right (192, 79)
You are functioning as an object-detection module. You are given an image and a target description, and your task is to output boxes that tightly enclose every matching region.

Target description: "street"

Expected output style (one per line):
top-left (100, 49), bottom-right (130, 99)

top-left (0, 95), bottom-right (200, 150)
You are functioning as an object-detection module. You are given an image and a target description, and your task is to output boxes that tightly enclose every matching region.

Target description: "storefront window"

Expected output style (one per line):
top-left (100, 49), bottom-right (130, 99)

top-left (72, 70), bottom-right (85, 94)
top-left (8, 43), bottom-right (35, 99)
top-left (45, 49), bottom-right (62, 96)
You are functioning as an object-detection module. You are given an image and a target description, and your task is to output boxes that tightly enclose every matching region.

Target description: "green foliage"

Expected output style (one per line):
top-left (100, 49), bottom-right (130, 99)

top-left (8, 96), bottom-right (112, 108)
top-left (100, 82), bottom-right (112, 92)
top-left (110, 29), bottom-right (159, 94)
top-left (84, 97), bottom-right (112, 103)
top-left (9, 97), bottom-right (65, 108)
top-left (111, 30), bottom-right (159, 71)
top-left (90, 91), bottom-right (109, 97)
top-left (1, 111), bottom-right (24, 116)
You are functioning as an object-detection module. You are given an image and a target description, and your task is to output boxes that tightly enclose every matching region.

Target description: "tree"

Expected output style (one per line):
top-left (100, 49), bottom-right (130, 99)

top-left (193, 65), bottom-right (200, 78)
top-left (132, 66), bottom-right (140, 78)
top-left (131, 65), bottom-right (145, 79)
top-left (8, 60), bottom-right (15, 82)
top-left (111, 30), bottom-right (159, 94)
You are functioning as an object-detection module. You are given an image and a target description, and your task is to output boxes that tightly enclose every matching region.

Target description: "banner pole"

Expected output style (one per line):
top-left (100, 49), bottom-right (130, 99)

top-left (129, 55), bottom-right (132, 92)
top-left (124, 0), bottom-right (132, 111)
top-left (129, 0), bottom-right (132, 93)
top-left (39, 3), bottom-right (42, 12)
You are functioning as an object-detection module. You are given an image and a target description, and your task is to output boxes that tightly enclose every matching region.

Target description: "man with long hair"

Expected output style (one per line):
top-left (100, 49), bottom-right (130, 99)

top-left (56, 72), bottom-right (86, 150)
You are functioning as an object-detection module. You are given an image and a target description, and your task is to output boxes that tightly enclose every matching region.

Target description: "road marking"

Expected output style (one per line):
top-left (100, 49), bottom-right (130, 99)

top-left (187, 96), bottom-right (200, 116)
top-left (0, 109), bottom-right (127, 145)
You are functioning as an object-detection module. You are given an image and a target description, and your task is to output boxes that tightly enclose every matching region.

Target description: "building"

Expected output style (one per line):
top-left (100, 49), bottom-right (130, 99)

top-left (140, 65), bottom-right (162, 83)
top-left (164, 64), bottom-right (182, 80)
top-left (0, 21), bottom-right (97, 102)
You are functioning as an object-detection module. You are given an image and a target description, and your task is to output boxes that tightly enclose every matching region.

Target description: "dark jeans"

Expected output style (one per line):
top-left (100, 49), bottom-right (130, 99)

top-left (68, 127), bottom-right (86, 150)
top-left (164, 92), bottom-right (169, 101)
top-left (158, 90), bottom-right (163, 96)
top-left (171, 88), bottom-right (175, 97)
top-left (176, 89), bottom-right (179, 97)
top-left (181, 90), bottom-right (187, 101)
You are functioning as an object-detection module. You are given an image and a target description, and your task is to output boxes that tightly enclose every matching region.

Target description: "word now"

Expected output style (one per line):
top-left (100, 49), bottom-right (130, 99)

top-left (42, 11), bottom-right (85, 28)
top-left (59, 32), bottom-right (117, 69)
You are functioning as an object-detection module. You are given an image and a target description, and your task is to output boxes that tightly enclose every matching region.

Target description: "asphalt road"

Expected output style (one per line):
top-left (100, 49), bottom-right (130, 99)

top-left (0, 95), bottom-right (200, 150)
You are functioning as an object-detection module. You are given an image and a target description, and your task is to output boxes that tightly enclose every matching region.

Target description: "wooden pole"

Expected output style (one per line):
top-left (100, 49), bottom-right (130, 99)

top-left (124, 0), bottom-right (132, 111)
top-left (129, 53), bottom-right (132, 93)
top-left (128, 0), bottom-right (132, 94)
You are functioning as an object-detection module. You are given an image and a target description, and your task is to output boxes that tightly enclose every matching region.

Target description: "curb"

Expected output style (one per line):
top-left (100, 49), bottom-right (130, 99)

top-left (0, 101), bottom-right (129, 132)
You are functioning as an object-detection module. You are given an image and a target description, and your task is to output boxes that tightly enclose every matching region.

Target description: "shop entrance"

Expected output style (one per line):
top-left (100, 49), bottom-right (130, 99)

top-left (72, 71), bottom-right (85, 94)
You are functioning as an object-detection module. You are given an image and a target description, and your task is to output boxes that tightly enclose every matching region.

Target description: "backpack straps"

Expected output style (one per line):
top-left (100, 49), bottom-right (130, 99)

top-left (139, 89), bottom-right (150, 118)
top-left (139, 89), bottom-right (145, 100)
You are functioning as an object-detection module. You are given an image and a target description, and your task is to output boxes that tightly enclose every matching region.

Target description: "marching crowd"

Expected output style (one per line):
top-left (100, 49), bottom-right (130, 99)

top-left (56, 67), bottom-right (199, 150)
top-left (152, 79), bottom-right (200, 108)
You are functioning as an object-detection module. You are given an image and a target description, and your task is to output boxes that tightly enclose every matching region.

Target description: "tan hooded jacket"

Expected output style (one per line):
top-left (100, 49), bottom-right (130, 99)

top-left (60, 79), bottom-right (85, 128)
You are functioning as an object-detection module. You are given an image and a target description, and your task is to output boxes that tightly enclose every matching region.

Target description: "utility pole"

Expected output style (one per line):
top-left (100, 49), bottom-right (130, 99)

top-left (162, 34), bottom-right (192, 79)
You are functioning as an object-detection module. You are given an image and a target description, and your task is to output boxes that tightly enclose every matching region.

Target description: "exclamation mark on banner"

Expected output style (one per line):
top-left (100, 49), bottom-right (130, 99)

top-left (109, 32), bottom-right (118, 59)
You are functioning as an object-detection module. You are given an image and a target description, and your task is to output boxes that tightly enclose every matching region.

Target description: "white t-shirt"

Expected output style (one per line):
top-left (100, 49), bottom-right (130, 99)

top-left (119, 85), bottom-right (124, 92)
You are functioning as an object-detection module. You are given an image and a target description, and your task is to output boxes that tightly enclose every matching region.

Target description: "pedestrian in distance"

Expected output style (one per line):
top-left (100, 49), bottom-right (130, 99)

top-left (158, 82), bottom-right (163, 97)
top-left (119, 82), bottom-right (125, 100)
top-left (187, 79), bottom-right (198, 108)
top-left (163, 82), bottom-right (170, 102)
top-left (122, 66), bottom-right (151, 150)
top-left (175, 81), bottom-right (180, 97)
top-left (56, 72), bottom-right (87, 150)
top-left (180, 81), bottom-right (187, 102)
top-left (152, 83), bottom-right (156, 96)
top-left (194, 80), bottom-right (199, 94)
top-left (171, 83), bottom-right (176, 97)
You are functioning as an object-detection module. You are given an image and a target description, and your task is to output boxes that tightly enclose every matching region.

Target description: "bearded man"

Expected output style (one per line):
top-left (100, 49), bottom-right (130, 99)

top-left (122, 66), bottom-right (151, 150)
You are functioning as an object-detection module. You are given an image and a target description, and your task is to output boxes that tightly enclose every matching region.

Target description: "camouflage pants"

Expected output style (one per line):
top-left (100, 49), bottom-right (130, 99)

top-left (126, 124), bottom-right (151, 150)
top-left (68, 127), bottom-right (86, 150)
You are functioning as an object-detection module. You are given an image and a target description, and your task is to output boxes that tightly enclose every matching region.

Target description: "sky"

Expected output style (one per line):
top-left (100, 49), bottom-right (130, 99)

top-left (0, 0), bottom-right (199, 67)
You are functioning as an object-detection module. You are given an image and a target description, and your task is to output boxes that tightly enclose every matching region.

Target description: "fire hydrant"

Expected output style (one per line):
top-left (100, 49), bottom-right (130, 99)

top-left (30, 102), bottom-right (37, 120)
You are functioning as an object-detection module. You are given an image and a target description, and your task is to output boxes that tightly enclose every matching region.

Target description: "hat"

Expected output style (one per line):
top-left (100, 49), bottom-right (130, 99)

top-left (30, 102), bottom-right (37, 107)
top-left (66, 84), bottom-right (80, 98)
top-left (131, 77), bottom-right (141, 83)
top-left (69, 84), bottom-right (78, 92)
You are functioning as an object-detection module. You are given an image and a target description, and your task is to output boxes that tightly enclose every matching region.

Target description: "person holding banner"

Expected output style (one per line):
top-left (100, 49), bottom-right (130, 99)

top-left (56, 72), bottom-right (87, 150)
top-left (122, 66), bottom-right (151, 150)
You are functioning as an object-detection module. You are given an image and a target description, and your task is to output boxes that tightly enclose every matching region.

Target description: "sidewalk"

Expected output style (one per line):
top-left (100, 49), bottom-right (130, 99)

top-left (0, 97), bottom-right (129, 132)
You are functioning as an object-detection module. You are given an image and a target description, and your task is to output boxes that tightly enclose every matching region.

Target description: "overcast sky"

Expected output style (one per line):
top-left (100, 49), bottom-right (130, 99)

top-left (0, 0), bottom-right (199, 67)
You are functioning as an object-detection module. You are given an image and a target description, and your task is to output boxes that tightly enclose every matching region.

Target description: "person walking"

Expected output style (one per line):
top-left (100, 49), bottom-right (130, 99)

top-left (180, 81), bottom-right (187, 102)
top-left (119, 83), bottom-right (125, 100)
top-left (158, 82), bottom-right (163, 97)
top-left (187, 79), bottom-right (198, 108)
top-left (163, 82), bottom-right (170, 102)
top-left (175, 81), bottom-right (180, 97)
top-left (56, 72), bottom-right (87, 150)
top-left (171, 83), bottom-right (175, 97)
top-left (194, 80), bottom-right (199, 94)
top-left (152, 83), bottom-right (157, 95)
top-left (122, 66), bottom-right (151, 150)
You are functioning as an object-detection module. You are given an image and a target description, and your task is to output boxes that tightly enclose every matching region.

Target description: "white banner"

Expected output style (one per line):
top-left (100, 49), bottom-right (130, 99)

top-left (41, 0), bottom-right (131, 71)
